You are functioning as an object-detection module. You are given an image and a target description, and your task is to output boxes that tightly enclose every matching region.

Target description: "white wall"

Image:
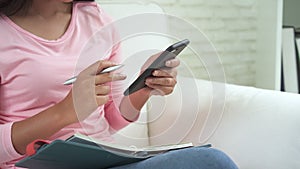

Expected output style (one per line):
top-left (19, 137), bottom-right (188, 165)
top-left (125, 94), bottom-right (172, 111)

top-left (151, 0), bottom-right (258, 86)
top-left (255, 0), bottom-right (283, 90)
top-left (152, 0), bottom-right (282, 89)
top-left (97, 0), bottom-right (282, 88)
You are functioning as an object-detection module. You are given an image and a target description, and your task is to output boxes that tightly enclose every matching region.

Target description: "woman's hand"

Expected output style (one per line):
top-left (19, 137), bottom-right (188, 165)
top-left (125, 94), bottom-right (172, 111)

top-left (61, 60), bottom-right (126, 123)
top-left (119, 53), bottom-right (180, 122)
top-left (11, 60), bottom-right (126, 155)
top-left (141, 53), bottom-right (180, 96)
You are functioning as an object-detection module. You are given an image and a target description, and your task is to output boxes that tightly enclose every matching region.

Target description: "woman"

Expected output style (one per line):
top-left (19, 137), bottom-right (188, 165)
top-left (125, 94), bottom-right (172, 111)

top-left (0, 0), bottom-right (239, 168)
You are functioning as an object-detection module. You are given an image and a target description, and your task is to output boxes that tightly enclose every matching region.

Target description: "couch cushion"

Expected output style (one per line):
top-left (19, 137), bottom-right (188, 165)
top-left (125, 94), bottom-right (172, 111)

top-left (208, 83), bottom-right (300, 169)
top-left (148, 76), bottom-right (300, 168)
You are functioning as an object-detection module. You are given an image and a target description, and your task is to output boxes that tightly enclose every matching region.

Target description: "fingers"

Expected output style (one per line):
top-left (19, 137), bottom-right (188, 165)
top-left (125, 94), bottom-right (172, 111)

top-left (95, 85), bottom-right (110, 95)
top-left (73, 60), bottom-right (126, 107)
top-left (78, 60), bottom-right (126, 85)
top-left (145, 82), bottom-right (175, 96)
top-left (85, 60), bottom-right (118, 75)
top-left (150, 57), bottom-right (180, 78)
top-left (152, 69), bottom-right (177, 78)
top-left (94, 73), bottom-right (126, 85)
top-left (165, 58), bottom-right (180, 68)
top-left (144, 57), bottom-right (180, 96)
top-left (70, 60), bottom-right (126, 122)
top-left (96, 95), bottom-right (110, 106)
top-left (95, 86), bottom-right (110, 105)
top-left (146, 77), bottom-right (177, 87)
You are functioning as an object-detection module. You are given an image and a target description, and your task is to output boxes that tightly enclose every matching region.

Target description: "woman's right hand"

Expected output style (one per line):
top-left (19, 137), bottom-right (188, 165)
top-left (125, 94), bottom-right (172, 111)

top-left (60, 60), bottom-right (126, 124)
top-left (11, 60), bottom-right (126, 155)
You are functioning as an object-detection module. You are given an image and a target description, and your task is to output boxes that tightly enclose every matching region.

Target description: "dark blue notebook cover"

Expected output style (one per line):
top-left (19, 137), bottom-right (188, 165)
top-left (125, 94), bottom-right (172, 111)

top-left (15, 140), bottom-right (146, 169)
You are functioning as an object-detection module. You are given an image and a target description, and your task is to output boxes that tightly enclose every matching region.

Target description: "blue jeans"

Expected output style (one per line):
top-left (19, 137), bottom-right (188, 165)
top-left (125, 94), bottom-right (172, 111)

top-left (110, 147), bottom-right (239, 169)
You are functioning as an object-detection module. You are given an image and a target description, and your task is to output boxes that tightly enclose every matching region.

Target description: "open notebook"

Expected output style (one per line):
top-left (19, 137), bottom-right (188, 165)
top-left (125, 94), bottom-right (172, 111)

top-left (15, 133), bottom-right (209, 169)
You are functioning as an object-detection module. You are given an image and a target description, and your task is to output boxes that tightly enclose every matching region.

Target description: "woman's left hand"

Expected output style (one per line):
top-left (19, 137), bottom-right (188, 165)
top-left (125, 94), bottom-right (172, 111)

top-left (142, 53), bottom-right (180, 96)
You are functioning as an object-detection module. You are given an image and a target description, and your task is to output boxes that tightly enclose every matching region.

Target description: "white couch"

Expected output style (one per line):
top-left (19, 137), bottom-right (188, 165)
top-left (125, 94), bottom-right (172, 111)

top-left (100, 1), bottom-right (300, 169)
top-left (112, 78), bottom-right (300, 169)
top-left (114, 76), bottom-right (300, 169)
top-left (153, 77), bottom-right (300, 169)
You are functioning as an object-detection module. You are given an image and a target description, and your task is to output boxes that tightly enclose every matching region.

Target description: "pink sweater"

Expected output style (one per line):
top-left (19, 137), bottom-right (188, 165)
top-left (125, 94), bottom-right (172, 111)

top-left (0, 2), bottom-right (131, 168)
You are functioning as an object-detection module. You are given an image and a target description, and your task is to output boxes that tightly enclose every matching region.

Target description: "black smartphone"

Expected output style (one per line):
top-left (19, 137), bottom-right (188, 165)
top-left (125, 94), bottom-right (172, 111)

top-left (124, 39), bottom-right (190, 96)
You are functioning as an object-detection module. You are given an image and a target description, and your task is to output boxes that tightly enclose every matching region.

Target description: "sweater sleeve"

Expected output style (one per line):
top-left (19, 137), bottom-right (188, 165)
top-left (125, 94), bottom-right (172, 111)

top-left (0, 122), bottom-right (23, 164)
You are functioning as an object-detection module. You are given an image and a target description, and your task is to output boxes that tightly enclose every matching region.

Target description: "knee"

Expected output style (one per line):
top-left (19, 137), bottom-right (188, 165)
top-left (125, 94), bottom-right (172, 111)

top-left (190, 147), bottom-right (239, 169)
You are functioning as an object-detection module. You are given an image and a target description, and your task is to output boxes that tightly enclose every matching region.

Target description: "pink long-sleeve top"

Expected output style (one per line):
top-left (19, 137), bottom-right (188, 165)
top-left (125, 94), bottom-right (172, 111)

top-left (0, 2), bottom-right (131, 168)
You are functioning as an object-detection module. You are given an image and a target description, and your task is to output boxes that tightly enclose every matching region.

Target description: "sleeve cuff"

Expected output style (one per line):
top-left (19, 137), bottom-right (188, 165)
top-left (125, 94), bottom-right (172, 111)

top-left (0, 122), bottom-right (24, 163)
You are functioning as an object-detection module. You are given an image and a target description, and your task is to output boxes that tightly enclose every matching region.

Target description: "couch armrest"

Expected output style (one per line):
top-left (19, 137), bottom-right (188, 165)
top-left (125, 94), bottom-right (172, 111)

top-left (148, 76), bottom-right (300, 169)
top-left (147, 76), bottom-right (216, 145)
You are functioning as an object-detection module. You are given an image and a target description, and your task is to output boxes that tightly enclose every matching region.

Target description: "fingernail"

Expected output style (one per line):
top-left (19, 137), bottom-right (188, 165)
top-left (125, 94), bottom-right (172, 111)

top-left (109, 61), bottom-right (118, 66)
top-left (112, 73), bottom-right (127, 79)
top-left (166, 61), bottom-right (171, 66)
top-left (119, 74), bottom-right (127, 78)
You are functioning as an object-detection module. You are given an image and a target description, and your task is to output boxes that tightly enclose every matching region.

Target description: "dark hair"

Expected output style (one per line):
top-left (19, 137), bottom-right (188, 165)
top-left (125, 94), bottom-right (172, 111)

top-left (0, 0), bottom-right (32, 16)
top-left (0, 0), bottom-right (95, 16)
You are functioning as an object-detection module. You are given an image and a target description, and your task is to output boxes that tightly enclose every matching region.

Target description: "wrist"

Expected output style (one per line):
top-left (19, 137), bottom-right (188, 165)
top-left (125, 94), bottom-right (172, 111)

top-left (128, 87), bottom-right (151, 108)
top-left (55, 99), bottom-right (77, 126)
top-left (137, 87), bottom-right (152, 97)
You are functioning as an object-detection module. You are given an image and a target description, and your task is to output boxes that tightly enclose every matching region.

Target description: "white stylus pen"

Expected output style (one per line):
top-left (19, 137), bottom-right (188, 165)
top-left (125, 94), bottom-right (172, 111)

top-left (63, 64), bottom-right (124, 85)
